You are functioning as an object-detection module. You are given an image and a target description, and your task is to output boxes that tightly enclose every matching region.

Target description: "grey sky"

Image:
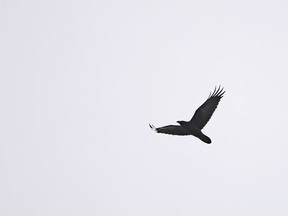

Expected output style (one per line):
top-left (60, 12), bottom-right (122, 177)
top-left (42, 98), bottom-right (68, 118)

top-left (1, 0), bottom-right (288, 215)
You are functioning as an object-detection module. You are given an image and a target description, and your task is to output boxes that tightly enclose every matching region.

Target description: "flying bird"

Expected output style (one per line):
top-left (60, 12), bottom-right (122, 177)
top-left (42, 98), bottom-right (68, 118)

top-left (149, 86), bottom-right (225, 144)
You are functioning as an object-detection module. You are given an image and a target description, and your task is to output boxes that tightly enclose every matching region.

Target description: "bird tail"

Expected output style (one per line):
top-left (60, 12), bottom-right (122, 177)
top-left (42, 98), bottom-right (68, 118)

top-left (198, 133), bottom-right (211, 144)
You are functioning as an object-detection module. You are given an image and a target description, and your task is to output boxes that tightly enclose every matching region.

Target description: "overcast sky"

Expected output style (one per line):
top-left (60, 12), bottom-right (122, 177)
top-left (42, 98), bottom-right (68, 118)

top-left (1, 0), bottom-right (288, 215)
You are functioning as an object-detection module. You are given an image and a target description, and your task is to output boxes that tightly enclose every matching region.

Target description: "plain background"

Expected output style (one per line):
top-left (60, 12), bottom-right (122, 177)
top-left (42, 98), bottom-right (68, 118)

top-left (1, 0), bottom-right (288, 215)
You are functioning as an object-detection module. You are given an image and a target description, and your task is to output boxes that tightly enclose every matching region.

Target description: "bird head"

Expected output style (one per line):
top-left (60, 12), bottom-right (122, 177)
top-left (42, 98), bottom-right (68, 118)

top-left (177, 121), bottom-right (186, 126)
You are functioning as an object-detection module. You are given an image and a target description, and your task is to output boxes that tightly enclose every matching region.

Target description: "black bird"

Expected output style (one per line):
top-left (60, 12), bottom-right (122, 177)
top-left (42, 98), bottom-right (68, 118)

top-left (149, 86), bottom-right (225, 144)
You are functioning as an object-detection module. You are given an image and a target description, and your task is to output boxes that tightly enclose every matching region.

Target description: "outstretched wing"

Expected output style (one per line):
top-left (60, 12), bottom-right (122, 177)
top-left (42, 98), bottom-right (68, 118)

top-left (149, 124), bottom-right (190, 136)
top-left (190, 86), bottom-right (225, 129)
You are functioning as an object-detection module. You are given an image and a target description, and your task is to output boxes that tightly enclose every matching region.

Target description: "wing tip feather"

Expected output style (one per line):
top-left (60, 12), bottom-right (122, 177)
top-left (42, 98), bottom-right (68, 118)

top-left (149, 123), bottom-right (157, 132)
top-left (209, 85), bottom-right (225, 98)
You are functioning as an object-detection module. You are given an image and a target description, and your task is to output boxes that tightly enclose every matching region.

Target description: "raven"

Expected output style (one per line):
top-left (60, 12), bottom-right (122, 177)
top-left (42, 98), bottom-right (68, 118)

top-left (149, 86), bottom-right (225, 144)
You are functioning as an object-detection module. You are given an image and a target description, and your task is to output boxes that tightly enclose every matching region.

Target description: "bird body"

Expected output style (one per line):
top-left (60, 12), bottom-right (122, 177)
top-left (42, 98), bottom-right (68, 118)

top-left (149, 86), bottom-right (225, 144)
top-left (177, 121), bottom-right (212, 143)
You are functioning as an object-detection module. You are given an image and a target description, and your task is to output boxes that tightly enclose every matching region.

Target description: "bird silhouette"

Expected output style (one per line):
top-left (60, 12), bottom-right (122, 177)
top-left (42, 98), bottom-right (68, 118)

top-left (149, 86), bottom-right (225, 144)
